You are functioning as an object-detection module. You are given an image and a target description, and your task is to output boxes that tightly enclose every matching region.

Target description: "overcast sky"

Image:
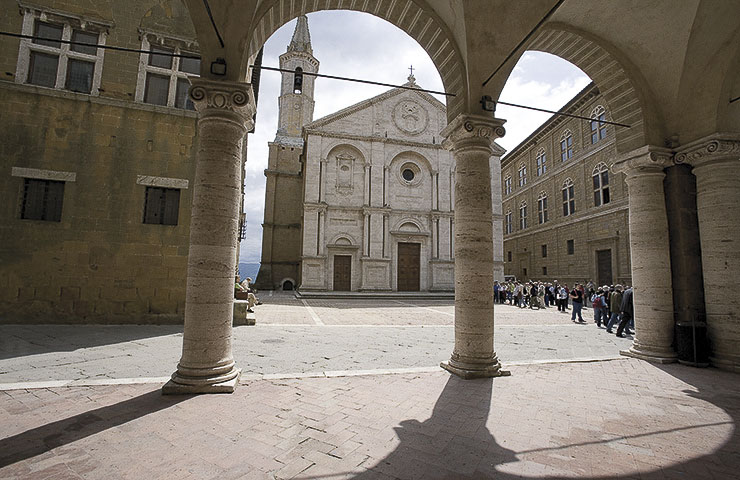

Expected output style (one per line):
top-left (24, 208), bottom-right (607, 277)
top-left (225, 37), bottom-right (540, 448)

top-left (239, 11), bottom-right (590, 263)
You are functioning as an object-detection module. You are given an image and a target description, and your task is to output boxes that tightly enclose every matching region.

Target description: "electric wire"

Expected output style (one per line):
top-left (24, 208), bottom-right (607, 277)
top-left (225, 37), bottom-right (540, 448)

top-left (482, 0), bottom-right (567, 87)
top-left (202, 0), bottom-right (225, 49)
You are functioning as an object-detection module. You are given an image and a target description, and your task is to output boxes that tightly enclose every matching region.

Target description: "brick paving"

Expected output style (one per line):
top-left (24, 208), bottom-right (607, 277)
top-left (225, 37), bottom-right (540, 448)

top-left (1, 359), bottom-right (738, 479)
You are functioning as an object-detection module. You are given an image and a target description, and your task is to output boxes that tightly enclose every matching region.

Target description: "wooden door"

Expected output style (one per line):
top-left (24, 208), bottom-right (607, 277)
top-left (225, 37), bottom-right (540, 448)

top-left (397, 243), bottom-right (421, 291)
top-left (596, 249), bottom-right (613, 286)
top-left (333, 255), bottom-right (351, 291)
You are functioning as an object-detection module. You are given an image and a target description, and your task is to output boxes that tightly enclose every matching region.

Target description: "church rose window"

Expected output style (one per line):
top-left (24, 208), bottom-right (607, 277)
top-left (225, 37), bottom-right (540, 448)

top-left (402, 169), bottom-right (415, 181)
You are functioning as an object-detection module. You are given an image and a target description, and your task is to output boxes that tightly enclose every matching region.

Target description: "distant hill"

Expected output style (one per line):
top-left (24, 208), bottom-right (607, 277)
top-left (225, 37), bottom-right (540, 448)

top-left (238, 263), bottom-right (260, 281)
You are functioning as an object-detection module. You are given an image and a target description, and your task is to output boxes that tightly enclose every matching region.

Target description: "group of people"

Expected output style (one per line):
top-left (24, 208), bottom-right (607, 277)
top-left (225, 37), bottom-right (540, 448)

top-left (493, 280), bottom-right (635, 337)
top-left (234, 275), bottom-right (261, 313)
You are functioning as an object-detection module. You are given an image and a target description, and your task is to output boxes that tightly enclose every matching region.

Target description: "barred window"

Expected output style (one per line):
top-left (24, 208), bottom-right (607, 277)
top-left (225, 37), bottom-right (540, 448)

top-left (562, 178), bottom-right (575, 216)
top-left (593, 163), bottom-right (610, 206)
top-left (21, 178), bottom-right (64, 222)
top-left (143, 187), bottom-right (180, 225)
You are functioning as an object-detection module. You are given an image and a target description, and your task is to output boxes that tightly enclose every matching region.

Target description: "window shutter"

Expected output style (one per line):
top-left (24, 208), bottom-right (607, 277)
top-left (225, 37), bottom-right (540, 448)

top-left (45, 180), bottom-right (65, 221)
top-left (162, 188), bottom-right (180, 225)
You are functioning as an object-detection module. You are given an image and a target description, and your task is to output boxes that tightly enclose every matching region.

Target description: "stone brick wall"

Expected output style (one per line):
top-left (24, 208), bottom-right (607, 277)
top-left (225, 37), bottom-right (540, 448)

top-left (0, 0), bottom-right (200, 323)
top-left (501, 85), bottom-right (632, 286)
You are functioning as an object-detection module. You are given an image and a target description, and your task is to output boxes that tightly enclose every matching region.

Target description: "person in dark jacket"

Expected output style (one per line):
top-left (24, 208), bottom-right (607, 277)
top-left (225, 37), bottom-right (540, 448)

top-left (616, 286), bottom-right (635, 337)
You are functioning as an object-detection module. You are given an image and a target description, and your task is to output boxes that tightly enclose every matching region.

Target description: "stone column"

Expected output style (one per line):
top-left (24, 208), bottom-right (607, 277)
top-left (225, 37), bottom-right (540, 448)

top-left (440, 114), bottom-right (508, 379)
top-left (163, 79), bottom-right (254, 394)
top-left (613, 146), bottom-right (677, 363)
top-left (677, 135), bottom-right (740, 371)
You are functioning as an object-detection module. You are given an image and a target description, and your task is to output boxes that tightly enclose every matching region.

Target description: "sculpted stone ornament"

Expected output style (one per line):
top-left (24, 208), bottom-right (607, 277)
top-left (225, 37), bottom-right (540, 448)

top-left (188, 77), bottom-right (255, 127)
top-left (612, 145), bottom-right (673, 176)
top-left (392, 100), bottom-right (428, 135)
top-left (674, 134), bottom-right (740, 166)
top-left (440, 114), bottom-right (506, 152)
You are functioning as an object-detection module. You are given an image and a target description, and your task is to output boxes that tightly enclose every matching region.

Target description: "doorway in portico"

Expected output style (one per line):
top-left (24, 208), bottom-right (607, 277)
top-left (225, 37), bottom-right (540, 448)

top-left (397, 242), bottom-right (420, 292)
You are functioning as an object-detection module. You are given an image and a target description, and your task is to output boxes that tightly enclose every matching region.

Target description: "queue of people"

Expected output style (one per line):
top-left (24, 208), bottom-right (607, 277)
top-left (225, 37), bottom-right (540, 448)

top-left (493, 280), bottom-right (635, 338)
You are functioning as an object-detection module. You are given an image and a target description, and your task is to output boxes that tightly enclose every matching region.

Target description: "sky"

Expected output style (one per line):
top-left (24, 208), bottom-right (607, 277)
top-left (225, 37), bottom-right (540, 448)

top-left (239, 11), bottom-right (591, 263)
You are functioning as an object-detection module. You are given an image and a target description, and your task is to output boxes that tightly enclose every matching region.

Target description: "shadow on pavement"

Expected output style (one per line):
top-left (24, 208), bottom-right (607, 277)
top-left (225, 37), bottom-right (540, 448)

top-left (0, 325), bottom-right (182, 360)
top-left (0, 389), bottom-right (190, 468)
top-left (351, 363), bottom-right (739, 479)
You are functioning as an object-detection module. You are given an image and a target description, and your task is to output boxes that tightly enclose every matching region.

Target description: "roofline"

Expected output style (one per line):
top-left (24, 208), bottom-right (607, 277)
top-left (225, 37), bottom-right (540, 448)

top-left (501, 82), bottom-right (599, 163)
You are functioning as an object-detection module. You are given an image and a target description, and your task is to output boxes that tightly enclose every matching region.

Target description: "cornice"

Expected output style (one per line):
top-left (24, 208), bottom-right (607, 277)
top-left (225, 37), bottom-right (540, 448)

top-left (303, 129), bottom-right (446, 150)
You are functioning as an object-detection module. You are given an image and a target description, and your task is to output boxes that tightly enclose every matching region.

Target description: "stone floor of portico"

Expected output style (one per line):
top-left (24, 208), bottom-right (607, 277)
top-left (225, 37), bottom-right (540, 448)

top-left (1, 295), bottom-right (738, 479)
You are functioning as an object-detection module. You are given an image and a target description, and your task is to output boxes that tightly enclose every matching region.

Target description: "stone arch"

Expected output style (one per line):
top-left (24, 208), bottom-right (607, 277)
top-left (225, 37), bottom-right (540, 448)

top-left (280, 278), bottom-right (295, 291)
top-left (329, 234), bottom-right (357, 246)
top-left (526, 25), bottom-right (656, 153)
top-left (389, 150), bottom-right (433, 173)
top-left (393, 218), bottom-right (424, 233)
top-left (323, 142), bottom-right (368, 164)
top-left (246, 1), bottom-right (467, 120)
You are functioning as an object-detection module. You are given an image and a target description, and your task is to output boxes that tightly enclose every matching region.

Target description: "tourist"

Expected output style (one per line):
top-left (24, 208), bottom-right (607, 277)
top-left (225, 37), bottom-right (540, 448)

top-left (606, 285), bottom-right (623, 333)
top-left (494, 281), bottom-right (500, 304)
top-left (557, 285), bottom-right (567, 312)
top-left (591, 288), bottom-right (607, 327)
top-left (529, 283), bottom-right (539, 309)
top-left (616, 286), bottom-right (634, 337)
top-left (570, 283), bottom-right (585, 322)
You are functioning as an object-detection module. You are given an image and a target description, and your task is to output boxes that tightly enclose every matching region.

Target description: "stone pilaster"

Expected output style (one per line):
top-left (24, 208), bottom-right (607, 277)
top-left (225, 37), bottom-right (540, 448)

top-left (677, 135), bottom-right (740, 371)
top-left (163, 79), bottom-right (254, 394)
top-left (613, 146), bottom-right (677, 363)
top-left (440, 114), bottom-right (508, 379)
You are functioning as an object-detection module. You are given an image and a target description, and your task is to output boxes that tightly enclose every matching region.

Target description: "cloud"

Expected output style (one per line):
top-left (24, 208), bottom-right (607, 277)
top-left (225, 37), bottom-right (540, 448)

top-left (239, 15), bottom-right (591, 263)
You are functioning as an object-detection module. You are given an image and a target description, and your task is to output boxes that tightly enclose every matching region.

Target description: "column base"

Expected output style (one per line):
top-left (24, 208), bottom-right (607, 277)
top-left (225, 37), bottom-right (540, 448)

top-left (440, 360), bottom-right (511, 379)
top-left (620, 346), bottom-right (677, 364)
top-left (162, 368), bottom-right (241, 395)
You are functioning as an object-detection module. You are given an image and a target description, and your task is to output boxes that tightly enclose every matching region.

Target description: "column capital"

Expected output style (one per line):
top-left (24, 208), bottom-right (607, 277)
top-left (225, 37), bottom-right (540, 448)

top-left (675, 133), bottom-right (740, 168)
top-left (189, 78), bottom-right (255, 129)
top-left (440, 114), bottom-right (506, 153)
top-left (612, 145), bottom-right (673, 177)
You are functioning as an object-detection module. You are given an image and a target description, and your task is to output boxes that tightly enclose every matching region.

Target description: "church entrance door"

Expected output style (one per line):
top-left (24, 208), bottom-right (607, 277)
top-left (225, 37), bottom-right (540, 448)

top-left (333, 255), bottom-right (352, 291)
top-left (397, 242), bottom-right (421, 291)
top-left (596, 249), bottom-right (613, 286)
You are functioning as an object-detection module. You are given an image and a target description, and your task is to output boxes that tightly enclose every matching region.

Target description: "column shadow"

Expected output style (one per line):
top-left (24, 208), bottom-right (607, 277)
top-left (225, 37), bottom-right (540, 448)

top-left (0, 389), bottom-right (191, 468)
top-left (352, 375), bottom-right (520, 479)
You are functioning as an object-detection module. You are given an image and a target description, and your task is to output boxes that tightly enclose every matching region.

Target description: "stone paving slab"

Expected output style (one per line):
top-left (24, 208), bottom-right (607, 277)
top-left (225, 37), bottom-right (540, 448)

top-left (1, 359), bottom-right (738, 479)
top-left (0, 322), bottom-right (628, 385)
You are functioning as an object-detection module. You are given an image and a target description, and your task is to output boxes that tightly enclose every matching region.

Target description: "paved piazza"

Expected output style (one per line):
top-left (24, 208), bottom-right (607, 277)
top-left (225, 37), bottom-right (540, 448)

top-left (2, 294), bottom-right (739, 479)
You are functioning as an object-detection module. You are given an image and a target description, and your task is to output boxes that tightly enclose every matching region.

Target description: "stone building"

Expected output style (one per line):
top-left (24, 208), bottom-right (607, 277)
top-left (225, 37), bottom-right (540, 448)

top-left (502, 83), bottom-right (632, 286)
top-left (0, 1), bottom-right (255, 323)
top-left (257, 16), bottom-right (505, 292)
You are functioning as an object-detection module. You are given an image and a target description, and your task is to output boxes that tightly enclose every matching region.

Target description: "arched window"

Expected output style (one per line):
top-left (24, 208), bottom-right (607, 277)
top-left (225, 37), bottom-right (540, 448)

top-left (562, 178), bottom-right (575, 216)
top-left (590, 105), bottom-right (607, 144)
top-left (503, 175), bottom-right (512, 195)
top-left (536, 148), bottom-right (547, 176)
top-left (518, 164), bottom-right (527, 187)
top-left (593, 163), bottom-right (610, 206)
top-left (537, 191), bottom-right (548, 224)
top-left (519, 201), bottom-right (528, 230)
top-left (293, 67), bottom-right (303, 93)
top-left (505, 210), bottom-right (513, 234)
top-left (560, 130), bottom-right (573, 161)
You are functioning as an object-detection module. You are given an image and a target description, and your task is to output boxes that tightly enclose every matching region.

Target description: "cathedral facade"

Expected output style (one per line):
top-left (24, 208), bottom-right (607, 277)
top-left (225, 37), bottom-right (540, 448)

top-left (257, 16), bottom-right (505, 292)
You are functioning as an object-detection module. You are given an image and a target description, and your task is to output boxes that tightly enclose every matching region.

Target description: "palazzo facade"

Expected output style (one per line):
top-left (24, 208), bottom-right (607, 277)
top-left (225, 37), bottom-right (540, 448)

top-left (502, 84), bottom-right (632, 286)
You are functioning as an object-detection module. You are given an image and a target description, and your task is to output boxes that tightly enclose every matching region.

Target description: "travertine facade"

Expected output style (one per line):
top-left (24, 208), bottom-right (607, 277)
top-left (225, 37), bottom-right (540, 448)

top-left (502, 84), bottom-right (632, 286)
top-left (259, 17), bottom-right (505, 293)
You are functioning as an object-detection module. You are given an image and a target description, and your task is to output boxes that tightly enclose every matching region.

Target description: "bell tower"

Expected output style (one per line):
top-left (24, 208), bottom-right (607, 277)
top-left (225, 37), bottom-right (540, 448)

top-left (256, 15), bottom-right (318, 291)
top-left (275, 15), bottom-right (319, 144)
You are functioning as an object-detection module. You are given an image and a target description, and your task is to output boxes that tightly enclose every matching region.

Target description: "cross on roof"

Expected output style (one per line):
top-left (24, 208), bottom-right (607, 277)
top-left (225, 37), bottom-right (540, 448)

top-left (408, 65), bottom-right (414, 76)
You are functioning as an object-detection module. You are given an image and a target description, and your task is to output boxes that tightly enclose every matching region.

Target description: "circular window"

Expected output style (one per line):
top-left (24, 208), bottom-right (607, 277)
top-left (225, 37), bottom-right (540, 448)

top-left (402, 169), bottom-right (415, 181)
top-left (398, 161), bottom-right (422, 187)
